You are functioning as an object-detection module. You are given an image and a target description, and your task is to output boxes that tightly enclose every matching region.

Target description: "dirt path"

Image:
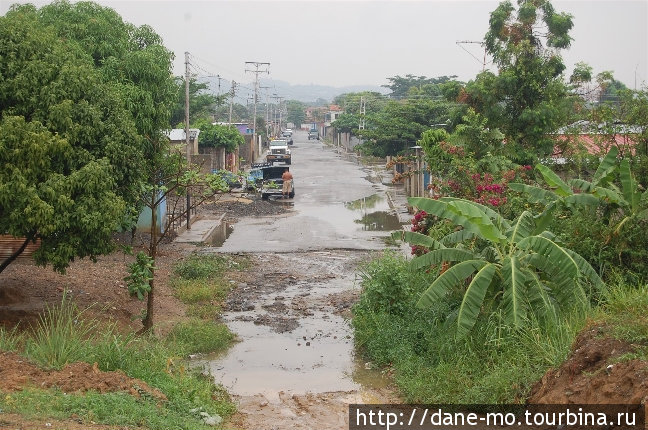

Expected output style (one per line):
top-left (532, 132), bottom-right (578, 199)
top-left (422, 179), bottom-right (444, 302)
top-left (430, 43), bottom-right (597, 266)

top-left (196, 250), bottom-right (399, 429)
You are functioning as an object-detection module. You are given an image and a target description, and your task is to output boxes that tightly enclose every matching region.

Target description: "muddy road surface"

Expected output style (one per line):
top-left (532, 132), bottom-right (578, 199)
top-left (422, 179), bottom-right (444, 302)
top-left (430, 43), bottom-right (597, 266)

top-left (197, 130), bottom-right (406, 429)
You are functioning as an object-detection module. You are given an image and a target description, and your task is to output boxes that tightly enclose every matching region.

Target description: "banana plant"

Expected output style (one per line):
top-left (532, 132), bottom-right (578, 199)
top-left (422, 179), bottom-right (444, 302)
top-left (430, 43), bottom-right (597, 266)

top-left (508, 148), bottom-right (620, 232)
top-left (509, 146), bottom-right (648, 238)
top-left (398, 197), bottom-right (604, 338)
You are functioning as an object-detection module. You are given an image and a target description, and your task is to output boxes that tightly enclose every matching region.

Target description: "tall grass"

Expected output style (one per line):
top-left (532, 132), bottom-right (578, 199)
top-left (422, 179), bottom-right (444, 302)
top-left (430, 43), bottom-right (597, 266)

top-left (24, 295), bottom-right (100, 370)
top-left (0, 326), bottom-right (22, 351)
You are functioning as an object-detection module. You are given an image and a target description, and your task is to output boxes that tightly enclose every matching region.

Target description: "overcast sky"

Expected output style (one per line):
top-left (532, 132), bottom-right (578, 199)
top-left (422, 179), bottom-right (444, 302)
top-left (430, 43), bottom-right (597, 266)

top-left (1, 0), bottom-right (647, 92)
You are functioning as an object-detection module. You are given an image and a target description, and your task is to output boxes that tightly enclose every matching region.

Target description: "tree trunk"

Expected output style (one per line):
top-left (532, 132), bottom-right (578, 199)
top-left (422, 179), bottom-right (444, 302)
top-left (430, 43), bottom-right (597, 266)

top-left (0, 234), bottom-right (34, 274)
top-left (141, 195), bottom-right (158, 333)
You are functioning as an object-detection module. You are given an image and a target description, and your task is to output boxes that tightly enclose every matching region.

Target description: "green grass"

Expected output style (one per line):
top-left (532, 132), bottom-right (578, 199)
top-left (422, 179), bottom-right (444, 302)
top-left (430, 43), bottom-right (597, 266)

top-left (352, 252), bottom-right (588, 404)
top-left (0, 253), bottom-right (254, 428)
top-left (24, 296), bottom-right (100, 370)
top-left (168, 318), bottom-right (235, 354)
top-left (594, 283), bottom-right (648, 343)
top-left (0, 326), bottom-right (22, 352)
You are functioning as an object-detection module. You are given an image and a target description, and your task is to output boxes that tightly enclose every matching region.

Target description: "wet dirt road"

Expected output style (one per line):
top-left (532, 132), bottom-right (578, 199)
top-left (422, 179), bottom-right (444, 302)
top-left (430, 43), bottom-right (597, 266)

top-left (198, 131), bottom-right (405, 429)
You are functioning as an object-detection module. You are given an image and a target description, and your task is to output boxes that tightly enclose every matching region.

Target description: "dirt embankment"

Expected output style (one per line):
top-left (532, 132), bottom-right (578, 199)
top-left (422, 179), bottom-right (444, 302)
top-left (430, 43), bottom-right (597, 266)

top-left (529, 325), bottom-right (648, 404)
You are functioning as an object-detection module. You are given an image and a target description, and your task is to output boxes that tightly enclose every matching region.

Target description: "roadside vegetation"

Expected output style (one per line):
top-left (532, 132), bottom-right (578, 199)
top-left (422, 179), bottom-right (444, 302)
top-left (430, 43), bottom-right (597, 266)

top-left (0, 253), bottom-right (247, 429)
top-left (351, 0), bottom-right (648, 405)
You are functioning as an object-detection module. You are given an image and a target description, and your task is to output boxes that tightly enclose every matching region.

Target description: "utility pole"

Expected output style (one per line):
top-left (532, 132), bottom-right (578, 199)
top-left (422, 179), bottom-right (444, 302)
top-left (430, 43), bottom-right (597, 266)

top-left (184, 51), bottom-right (191, 230)
top-left (228, 80), bottom-right (237, 126)
top-left (359, 96), bottom-right (366, 130)
top-left (271, 94), bottom-right (283, 137)
top-left (260, 85), bottom-right (271, 137)
top-left (245, 61), bottom-right (270, 150)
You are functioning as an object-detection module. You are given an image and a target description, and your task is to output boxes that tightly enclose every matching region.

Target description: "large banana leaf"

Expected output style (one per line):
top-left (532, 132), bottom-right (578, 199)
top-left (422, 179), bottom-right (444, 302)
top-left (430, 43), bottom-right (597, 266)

top-left (409, 197), bottom-right (505, 243)
top-left (501, 256), bottom-right (528, 328)
top-left (508, 183), bottom-right (559, 204)
top-left (441, 229), bottom-right (476, 246)
top-left (409, 197), bottom-right (475, 231)
top-left (506, 211), bottom-right (536, 247)
top-left (410, 248), bottom-right (475, 271)
top-left (533, 201), bottom-right (558, 234)
top-left (439, 197), bottom-right (511, 230)
top-left (408, 197), bottom-right (448, 216)
top-left (456, 263), bottom-right (497, 338)
top-left (446, 200), bottom-right (506, 243)
top-left (524, 269), bottom-right (558, 322)
top-left (517, 235), bottom-right (579, 279)
top-left (563, 193), bottom-right (600, 208)
top-left (536, 164), bottom-right (572, 197)
top-left (592, 146), bottom-right (619, 186)
top-left (417, 260), bottom-right (487, 308)
top-left (592, 186), bottom-right (625, 205)
top-left (392, 230), bottom-right (444, 250)
top-left (562, 248), bottom-right (605, 293)
top-left (568, 178), bottom-right (595, 193)
top-left (620, 160), bottom-right (640, 212)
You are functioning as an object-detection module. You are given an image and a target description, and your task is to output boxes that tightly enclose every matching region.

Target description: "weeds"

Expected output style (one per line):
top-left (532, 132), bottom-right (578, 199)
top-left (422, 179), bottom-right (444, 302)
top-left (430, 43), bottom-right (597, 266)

top-left (24, 295), bottom-right (99, 370)
top-left (0, 326), bottom-right (22, 351)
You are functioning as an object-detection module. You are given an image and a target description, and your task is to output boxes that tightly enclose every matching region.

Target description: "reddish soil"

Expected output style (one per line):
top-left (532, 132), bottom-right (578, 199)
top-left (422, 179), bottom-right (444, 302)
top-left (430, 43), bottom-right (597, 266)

top-left (529, 325), bottom-right (648, 404)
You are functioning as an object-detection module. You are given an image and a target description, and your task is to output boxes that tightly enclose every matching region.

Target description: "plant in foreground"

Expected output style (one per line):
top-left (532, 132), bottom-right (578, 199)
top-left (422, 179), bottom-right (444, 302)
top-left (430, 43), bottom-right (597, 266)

top-left (396, 197), bottom-right (604, 338)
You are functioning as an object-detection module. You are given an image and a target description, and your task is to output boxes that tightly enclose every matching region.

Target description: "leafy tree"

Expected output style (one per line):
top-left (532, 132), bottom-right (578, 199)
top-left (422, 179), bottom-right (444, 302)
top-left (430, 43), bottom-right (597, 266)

top-left (286, 100), bottom-right (306, 128)
top-left (213, 103), bottom-right (249, 123)
top-left (382, 75), bottom-right (457, 100)
top-left (0, 3), bottom-right (175, 273)
top-left (0, 117), bottom-right (125, 273)
top-left (195, 120), bottom-right (245, 152)
top-left (356, 99), bottom-right (453, 157)
top-left (170, 78), bottom-right (225, 128)
top-left (396, 197), bottom-right (602, 337)
top-left (462, 0), bottom-right (575, 162)
top-left (331, 113), bottom-right (361, 134)
top-left (332, 92), bottom-right (387, 115)
top-left (127, 138), bottom-right (228, 331)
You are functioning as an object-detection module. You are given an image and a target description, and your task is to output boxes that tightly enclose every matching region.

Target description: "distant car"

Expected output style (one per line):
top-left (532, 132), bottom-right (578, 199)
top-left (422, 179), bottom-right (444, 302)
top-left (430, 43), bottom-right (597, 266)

top-left (212, 169), bottom-right (243, 190)
top-left (308, 130), bottom-right (319, 140)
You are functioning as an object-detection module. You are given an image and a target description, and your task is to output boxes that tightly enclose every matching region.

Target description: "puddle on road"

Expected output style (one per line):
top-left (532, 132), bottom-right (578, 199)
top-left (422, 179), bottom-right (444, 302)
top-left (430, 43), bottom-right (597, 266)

top-left (193, 254), bottom-right (389, 397)
top-left (345, 194), bottom-right (406, 232)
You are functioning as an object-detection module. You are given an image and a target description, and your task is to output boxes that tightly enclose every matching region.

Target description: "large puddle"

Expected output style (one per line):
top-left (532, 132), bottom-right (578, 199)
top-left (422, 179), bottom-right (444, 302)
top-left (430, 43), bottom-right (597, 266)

top-left (194, 252), bottom-right (391, 397)
top-left (345, 193), bottom-right (405, 232)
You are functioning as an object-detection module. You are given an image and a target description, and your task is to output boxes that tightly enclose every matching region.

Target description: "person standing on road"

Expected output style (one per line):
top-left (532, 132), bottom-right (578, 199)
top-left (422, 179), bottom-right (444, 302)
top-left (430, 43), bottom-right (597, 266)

top-left (282, 168), bottom-right (293, 199)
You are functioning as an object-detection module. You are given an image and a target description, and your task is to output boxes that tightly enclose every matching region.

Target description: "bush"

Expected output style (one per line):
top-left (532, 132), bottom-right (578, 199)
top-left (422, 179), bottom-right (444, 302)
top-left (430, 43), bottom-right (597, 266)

top-left (353, 251), bottom-right (436, 316)
top-left (352, 252), bottom-right (586, 403)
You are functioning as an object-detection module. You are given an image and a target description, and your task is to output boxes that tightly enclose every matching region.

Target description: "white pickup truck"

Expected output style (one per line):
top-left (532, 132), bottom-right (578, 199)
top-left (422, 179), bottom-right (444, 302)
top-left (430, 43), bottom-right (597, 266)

top-left (266, 139), bottom-right (291, 164)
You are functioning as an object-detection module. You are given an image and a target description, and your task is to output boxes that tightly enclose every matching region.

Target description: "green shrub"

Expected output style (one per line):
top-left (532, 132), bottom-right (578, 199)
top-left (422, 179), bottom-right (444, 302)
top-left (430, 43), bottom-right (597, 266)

top-left (352, 251), bottom-right (586, 403)
top-left (353, 251), bottom-right (436, 316)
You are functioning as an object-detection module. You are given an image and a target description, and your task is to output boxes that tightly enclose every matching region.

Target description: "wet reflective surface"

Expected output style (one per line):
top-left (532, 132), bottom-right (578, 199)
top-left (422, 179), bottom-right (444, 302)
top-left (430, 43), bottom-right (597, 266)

top-left (197, 138), bottom-right (402, 398)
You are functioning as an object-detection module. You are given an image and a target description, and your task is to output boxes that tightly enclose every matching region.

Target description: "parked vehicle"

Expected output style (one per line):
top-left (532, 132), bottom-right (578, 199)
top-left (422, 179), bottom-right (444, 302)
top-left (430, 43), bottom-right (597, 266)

top-left (266, 139), bottom-right (291, 164)
top-left (258, 165), bottom-right (295, 200)
top-left (308, 130), bottom-right (319, 140)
